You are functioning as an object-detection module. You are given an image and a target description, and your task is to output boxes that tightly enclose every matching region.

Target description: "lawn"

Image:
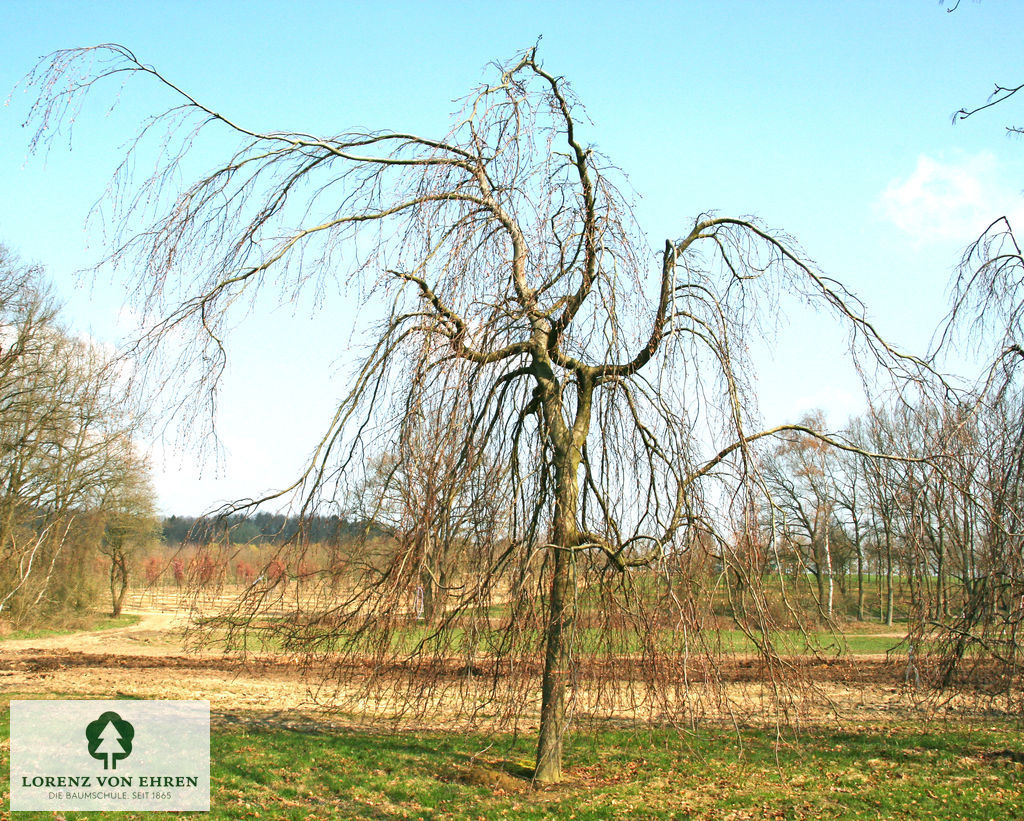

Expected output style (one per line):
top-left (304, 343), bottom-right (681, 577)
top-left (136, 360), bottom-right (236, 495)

top-left (2, 694), bottom-right (1022, 819)
top-left (200, 609), bottom-right (909, 658)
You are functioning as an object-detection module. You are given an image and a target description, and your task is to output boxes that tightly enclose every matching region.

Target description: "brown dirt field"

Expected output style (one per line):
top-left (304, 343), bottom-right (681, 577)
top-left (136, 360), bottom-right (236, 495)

top-left (0, 608), bottom-right (1009, 730)
top-left (0, 610), bottom-right (315, 715)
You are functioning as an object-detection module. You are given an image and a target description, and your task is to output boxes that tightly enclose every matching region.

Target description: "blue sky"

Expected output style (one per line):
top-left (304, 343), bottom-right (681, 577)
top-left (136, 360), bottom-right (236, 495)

top-left (2, 1), bottom-right (1023, 513)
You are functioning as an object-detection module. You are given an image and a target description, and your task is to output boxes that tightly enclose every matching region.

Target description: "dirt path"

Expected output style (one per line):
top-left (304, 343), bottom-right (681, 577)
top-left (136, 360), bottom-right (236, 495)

top-left (0, 610), bottom-right (187, 654)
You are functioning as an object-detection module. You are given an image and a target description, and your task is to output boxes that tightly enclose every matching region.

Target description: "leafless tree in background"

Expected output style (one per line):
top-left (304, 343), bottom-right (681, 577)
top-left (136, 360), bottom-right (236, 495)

top-left (95, 440), bottom-right (160, 617)
top-left (764, 412), bottom-right (841, 619)
top-left (0, 245), bottom-right (156, 626)
top-left (21, 45), bottom-right (936, 780)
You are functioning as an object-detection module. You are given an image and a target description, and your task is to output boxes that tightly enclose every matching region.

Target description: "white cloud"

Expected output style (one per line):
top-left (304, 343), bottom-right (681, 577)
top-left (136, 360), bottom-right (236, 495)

top-left (876, 152), bottom-right (1024, 246)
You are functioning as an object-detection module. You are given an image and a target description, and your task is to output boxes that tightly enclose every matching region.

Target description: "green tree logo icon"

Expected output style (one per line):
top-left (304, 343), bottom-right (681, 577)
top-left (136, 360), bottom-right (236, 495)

top-left (86, 711), bottom-right (134, 770)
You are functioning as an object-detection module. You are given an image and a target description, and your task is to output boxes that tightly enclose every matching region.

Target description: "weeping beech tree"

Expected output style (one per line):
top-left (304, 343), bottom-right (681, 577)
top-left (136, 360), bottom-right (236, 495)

top-left (23, 45), bottom-right (930, 782)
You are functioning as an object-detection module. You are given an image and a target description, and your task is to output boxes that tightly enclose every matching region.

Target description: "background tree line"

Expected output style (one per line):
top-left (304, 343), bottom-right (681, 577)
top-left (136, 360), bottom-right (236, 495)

top-left (757, 393), bottom-right (1024, 697)
top-left (160, 511), bottom-right (367, 547)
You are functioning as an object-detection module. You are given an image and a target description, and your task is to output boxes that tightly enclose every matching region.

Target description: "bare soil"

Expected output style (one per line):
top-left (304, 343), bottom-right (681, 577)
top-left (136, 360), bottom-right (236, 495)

top-left (0, 610), bottom-right (316, 715)
top-left (0, 608), bottom-right (1006, 729)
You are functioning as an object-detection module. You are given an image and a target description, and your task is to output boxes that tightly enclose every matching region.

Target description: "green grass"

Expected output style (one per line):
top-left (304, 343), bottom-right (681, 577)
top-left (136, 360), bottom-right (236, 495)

top-left (198, 618), bottom-right (909, 660)
top-left (700, 628), bottom-right (905, 656)
top-left (0, 613), bottom-right (140, 642)
top-left (3, 695), bottom-right (1022, 819)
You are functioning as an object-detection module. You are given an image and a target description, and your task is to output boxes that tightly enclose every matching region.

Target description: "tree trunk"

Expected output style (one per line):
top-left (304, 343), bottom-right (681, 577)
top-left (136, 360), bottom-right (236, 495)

top-left (420, 532), bottom-right (444, 624)
top-left (534, 417), bottom-right (582, 784)
top-left (110, 552), bottom-right (128, 617)
top-left (885, 527), bottom-right (895, 627)
top-left (534, 544), bottom-right (574, 784)
top-left (855, 524), bottom-right (865, 622)
top-left (824, 526), bottom-right (834, 618)
top-left (813, 542), bottom-right (826, 611)
top-left (876, 545), bottom-right (883, 621)
top-left (964, 499), bottom-right (975, 606)
top-left (420, 570), bottom-right (434, 622)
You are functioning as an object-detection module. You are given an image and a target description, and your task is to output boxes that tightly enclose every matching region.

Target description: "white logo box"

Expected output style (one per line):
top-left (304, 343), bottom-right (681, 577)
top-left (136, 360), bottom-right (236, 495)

top-left (10, 699), bottom-right (209, 812)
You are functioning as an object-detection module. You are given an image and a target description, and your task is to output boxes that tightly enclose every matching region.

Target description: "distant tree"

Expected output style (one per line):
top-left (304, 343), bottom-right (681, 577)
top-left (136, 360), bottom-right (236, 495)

top-left (832, 418), bottom-right (873, 621)
top-left (350, 379), bottom-right (509, 625)
top-left (861, 407), bottom-right (912, 627)
top-left (907, 45), bottom-right (1024, 696)
top-left (764, 411), bottom-right (845, 619)
top-left (227, 519), bottom-right (260, 545)
top-left (161, 516), bottom-right (194, 545)
top-left (171, 557), bottom-right (185, 587)
top-left (234, 560), bottom-right (256, 585)
top-left (22, 45), bottom-right (933, 782)
top-left (96, 442), bottom-right (160, 616)
top-left (143, 555), bottom-right (163, 585)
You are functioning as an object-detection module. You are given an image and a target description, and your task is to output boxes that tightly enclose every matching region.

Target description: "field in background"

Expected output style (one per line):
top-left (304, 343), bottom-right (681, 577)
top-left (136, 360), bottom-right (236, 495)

top-left (121, 569), bottom-right (922, 660)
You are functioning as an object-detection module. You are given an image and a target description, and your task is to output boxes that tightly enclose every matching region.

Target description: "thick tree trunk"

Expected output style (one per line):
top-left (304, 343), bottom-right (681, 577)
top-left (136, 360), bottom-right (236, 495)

top-left (812, 539), bottom-right (826, 610)
top-left (534, 544), bottom-right (574, 783)
top-left (533, 361), bottom-right (590, 785)
top-left (534, 411), bottom-right (583, 784)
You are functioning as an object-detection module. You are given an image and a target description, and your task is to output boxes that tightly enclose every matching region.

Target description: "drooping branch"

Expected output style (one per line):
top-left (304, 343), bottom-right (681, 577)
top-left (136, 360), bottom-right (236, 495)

top-left (953, 81), bottom-right (1024, 135)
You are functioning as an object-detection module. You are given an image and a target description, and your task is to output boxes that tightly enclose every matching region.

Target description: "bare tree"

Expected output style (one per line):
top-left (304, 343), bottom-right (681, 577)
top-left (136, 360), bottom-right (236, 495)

top-left (0, 245), bottom-right (155, 626)
top-left (95, 440), bottom-right (160, 617)
top-left (927, 72), bottom-right (1024, 697)
top-left (924, 392), bottom-right (1024, 700)
top-left (351, 378), bottom-right (509, 625)
top-left (833, 418), bottom-right (873, 621)
top-left (21, 45), bottom-right (932, 781)
top-left (764, 411), bottom-right (841, 619)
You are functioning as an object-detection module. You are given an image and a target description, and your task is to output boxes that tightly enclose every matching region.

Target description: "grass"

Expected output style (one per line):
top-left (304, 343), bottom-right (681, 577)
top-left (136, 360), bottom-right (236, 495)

top-left (203, 618), bottom-right (909, 659)
top-left (3, 694), bottom-right (1022, 819)
top-left (706, 628), bottom-right (905, 656)
top-left (0, 612), bottom-right (140, 642)
top-left (195, 622), bottom-right (909, 659)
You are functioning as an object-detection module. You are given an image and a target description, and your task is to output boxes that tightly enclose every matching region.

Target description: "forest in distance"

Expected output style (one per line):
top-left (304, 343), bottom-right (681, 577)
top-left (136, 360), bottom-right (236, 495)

top-left (2, 20), bottom-right (1024, 797)
top-left (160, 512), bottom-right (369, 547)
